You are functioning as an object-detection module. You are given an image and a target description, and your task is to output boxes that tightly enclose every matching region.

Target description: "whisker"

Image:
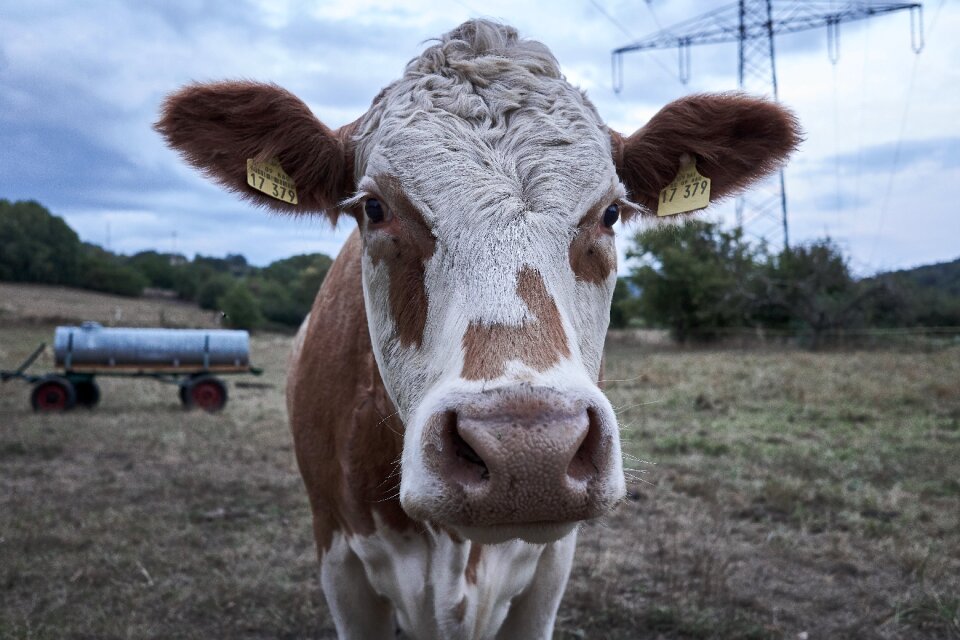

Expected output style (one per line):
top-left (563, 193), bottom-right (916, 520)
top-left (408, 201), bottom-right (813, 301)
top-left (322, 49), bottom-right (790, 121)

top-left (624, 474), bottom-right (654, 486)
top-left (373, 488), bottom-right (402, 503)
top-left (376, 410), bottom-right (403, 436)
top-left (614, 399), bottom-right (664, 413)
top-left (601, 373), bottom-right (650, 386)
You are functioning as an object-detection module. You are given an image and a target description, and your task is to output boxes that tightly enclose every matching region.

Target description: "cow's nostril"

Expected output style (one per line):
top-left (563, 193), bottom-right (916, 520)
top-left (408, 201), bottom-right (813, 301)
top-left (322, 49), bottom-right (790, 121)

top-left (444, 411), bottom-right (490, 483)
top-left (567, 407), bottom-right (602, 482)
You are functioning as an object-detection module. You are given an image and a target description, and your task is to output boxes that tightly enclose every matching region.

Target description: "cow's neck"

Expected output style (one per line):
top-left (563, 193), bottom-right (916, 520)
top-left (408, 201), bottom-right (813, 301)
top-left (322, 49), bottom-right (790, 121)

top-left (289, 228), bottom-right (410, 552)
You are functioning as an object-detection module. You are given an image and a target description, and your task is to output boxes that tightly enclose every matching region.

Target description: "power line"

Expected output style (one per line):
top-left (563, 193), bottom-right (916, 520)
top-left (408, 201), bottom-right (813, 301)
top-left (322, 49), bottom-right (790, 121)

top-left (869, 0), bottom-right (946, 268)
top-left (643, 0), bottom-right (667, 33)
top-left (610, 1), bottom-right (925, 253)
top-left (587, 0), bottom-right (680, 85)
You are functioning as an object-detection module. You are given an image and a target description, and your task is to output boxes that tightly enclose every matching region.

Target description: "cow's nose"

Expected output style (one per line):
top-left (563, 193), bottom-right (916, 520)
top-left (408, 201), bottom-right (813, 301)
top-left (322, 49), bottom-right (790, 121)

top-left (421, 385), bottom-right (616, 526)
top-left (440, 400), bottom-right (601, 487)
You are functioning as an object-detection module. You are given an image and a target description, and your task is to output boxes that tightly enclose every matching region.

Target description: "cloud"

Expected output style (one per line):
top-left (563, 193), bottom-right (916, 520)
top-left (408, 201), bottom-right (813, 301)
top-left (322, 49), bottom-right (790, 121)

top-left (1, 0), bottom-right (958, 275)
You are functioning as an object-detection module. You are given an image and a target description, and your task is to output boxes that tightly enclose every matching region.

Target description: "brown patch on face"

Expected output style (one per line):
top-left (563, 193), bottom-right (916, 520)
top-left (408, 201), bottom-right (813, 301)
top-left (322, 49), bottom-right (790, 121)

top-left (453, 596), bottom-right (467, 623)
top-left (465, 544), bottom-right (483, 585)
top-left (287, 231), bottom-right (411, 555)
top-left (461, 267), bottom-right (571, 381)
top-left (569, 187), bottom-right (618, 285)
top-left (365, 175), bottom-right (436, 349)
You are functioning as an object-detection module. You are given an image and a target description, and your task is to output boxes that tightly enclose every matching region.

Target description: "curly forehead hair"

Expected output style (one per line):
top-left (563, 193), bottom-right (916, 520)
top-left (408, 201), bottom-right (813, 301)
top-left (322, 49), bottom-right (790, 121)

top-left (354, 19), bottom-right (608, 192)
top-left (406, 19), bottom-right (562, 80)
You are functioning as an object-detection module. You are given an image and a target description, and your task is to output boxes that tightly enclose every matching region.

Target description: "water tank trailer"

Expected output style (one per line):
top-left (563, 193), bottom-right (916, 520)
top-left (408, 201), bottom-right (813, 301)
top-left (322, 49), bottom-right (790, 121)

top-left (1, 323), bottom-right (262, 412)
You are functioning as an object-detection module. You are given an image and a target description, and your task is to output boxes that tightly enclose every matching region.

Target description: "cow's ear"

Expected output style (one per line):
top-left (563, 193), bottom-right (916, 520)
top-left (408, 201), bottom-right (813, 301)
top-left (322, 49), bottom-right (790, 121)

top-left (155, 81), bottom-right (355, 222)
top-left (611, 92), bottom-right (801, 216)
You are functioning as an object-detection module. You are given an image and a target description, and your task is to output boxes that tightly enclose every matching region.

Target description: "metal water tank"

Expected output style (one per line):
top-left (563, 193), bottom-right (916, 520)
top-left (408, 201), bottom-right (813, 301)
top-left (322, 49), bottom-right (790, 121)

top-left (53, 323), bottom-right (250, 370)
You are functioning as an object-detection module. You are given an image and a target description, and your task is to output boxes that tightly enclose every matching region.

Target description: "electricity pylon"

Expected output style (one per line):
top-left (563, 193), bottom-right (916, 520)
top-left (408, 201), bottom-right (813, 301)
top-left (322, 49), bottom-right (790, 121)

top-left (611, 1), bottom-right (924, 251)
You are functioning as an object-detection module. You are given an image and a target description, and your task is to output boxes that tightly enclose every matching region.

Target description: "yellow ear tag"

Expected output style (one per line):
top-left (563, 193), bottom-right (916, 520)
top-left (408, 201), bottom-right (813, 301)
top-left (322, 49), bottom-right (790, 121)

top-left (657, 157), bottom-right (711, 217)
top-left (246, 158), bottom-right (298, 205)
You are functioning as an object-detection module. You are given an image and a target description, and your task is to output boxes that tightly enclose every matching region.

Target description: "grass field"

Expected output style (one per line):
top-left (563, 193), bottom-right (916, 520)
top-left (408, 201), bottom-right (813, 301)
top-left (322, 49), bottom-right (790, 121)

top-left (1, 290), bottom-right (958, 639)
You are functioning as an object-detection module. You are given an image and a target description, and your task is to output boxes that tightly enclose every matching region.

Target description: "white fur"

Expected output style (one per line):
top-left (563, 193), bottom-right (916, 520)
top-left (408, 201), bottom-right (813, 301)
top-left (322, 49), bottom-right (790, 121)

top-left (322, 517), bottom-right (577, 640)
top-left (351, 22), bottom-right (623, 416)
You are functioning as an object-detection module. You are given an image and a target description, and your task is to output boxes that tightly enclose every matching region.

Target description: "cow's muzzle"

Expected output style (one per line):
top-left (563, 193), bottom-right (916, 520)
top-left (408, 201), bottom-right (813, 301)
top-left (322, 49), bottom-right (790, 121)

top-left (409, 384), bottom-right (623, 538)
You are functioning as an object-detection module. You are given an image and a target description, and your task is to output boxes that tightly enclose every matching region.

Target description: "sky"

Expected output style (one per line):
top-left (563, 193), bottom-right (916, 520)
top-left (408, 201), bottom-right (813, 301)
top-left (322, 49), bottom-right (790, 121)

top-left (1, 0), bottom-right (957, 276)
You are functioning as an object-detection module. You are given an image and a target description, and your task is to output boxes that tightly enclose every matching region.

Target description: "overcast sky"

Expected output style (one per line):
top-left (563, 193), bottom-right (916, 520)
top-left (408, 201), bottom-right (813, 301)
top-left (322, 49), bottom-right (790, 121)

top-left (2, 0), bottom-right (957, 275)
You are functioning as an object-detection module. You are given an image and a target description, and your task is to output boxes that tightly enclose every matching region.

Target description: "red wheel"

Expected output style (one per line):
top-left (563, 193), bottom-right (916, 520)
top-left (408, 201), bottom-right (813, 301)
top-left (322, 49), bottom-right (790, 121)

top-left (185, 376), bottom-right (227, 412)
top-left (31, 377), bottom-right (77, 412)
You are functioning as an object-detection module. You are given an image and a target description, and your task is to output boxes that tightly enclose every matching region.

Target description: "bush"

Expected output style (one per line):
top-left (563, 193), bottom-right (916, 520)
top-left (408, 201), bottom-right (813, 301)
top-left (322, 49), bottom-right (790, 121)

top-left (250, 278), bottom-right (303, 326)
top-left (756, 239), bottom-right (879, 348)
top-left (218, 283), bottom-right (262, 330)
top-left (0, 199), bottom-right (82, 285)
top-left (197, 274), bottom-right (234, 310)
top-left (626, 221), bottom-right (761, 342)
top-left (78, 251), bottom-right (148, 297)
top-left (127, 251), bottom-right (181, 289)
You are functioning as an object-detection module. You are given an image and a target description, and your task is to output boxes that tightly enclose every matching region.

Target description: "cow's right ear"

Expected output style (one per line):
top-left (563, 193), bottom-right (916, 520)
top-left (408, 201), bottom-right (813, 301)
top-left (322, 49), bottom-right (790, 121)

top-left (155, 81), bottom-right (355, 222)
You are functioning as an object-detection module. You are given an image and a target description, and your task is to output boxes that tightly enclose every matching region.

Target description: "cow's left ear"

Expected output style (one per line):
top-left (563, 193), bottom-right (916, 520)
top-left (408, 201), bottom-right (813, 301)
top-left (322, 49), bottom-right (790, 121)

top-left (155, 81), bottom-right (356, 222)
top-left (610, 92), bottom-right (801, 215)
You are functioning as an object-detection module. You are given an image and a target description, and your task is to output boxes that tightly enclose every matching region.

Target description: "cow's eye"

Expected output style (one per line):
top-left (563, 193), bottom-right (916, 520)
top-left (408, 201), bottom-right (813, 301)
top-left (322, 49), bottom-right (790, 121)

top-left (602, 204), bottom-right (619, 228)
top-left (365, 198), bottom-right (387, 224)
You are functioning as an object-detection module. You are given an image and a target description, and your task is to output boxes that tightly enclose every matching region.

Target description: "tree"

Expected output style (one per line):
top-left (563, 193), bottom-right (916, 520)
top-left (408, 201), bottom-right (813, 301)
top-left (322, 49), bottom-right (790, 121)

top-left (755, 239), bottom-right (878, 348)
top-left (626, 221), bottom-right (761, 342)
top-left (263, 253), bottom-right (333, 309)
top-left (197, 274), bottom-right (234, 310)
top-left (0, 199), bottom-right (82, 285)
top-left (609, 278), bottom-right (637, 329)
top-left (218, 283), bottom-right (262, 330)
top-left (127, 250), bottom-right (180, 289)
top-left (78, 244), bottom-right (148, 297)
top-left (249, 277), bottom-right (302, 326)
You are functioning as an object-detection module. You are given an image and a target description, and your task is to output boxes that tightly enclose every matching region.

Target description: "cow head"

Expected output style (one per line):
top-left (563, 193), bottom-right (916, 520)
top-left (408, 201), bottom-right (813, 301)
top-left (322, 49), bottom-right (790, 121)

top-left (157, 20), bottom-right (799, 543)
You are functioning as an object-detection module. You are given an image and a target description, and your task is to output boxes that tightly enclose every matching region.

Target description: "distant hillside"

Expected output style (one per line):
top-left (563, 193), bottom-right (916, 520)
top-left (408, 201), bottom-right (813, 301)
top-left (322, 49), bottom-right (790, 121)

top-left (875, 257), bottom-right (960, 297)
top-left (865, 257), bottom-right (960, 327)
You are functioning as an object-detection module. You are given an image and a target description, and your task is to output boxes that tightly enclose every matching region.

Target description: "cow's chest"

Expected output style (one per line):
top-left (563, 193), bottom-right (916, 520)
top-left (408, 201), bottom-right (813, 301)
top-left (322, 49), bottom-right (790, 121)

top-left (333, 519), bottom-right (547, 639)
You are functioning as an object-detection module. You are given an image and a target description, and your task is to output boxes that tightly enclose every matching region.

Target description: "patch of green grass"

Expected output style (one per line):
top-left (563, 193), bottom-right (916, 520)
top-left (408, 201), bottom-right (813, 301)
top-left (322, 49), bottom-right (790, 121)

top-left (652, 435), bottom-right (731, 457)
top-left (894, 591), bottom-right (960, 638)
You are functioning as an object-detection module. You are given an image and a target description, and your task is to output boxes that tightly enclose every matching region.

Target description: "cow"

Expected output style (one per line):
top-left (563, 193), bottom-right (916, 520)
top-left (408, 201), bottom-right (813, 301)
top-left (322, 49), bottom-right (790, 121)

top-left (156, 19), bottom-right (799, 640)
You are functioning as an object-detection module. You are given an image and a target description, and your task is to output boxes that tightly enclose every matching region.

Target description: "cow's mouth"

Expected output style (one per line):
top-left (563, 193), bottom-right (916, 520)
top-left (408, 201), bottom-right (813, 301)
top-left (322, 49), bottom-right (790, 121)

top-left (455, 521), bottom-right (579, 545)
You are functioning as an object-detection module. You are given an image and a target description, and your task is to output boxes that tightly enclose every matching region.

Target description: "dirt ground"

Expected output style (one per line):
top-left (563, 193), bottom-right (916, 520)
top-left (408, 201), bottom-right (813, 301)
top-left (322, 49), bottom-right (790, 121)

top-left (1, 308), bottom-right (958, 638)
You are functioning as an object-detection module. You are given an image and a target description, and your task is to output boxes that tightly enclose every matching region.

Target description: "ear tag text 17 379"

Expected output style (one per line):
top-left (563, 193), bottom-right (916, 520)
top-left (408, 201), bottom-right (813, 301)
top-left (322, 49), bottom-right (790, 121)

top-left (246, 158), bottom-right (298, 205)
top-left (657, 158), bottom-right (711, 217)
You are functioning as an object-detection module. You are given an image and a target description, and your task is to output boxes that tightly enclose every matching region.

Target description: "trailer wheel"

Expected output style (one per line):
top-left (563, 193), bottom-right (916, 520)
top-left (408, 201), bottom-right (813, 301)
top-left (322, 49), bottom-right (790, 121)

top-left (74, 380), bottom-right (100, 408)
top-left (184, 376), bottom-right (227, 412)
top-left (31, 376), bottom-right (77, 412)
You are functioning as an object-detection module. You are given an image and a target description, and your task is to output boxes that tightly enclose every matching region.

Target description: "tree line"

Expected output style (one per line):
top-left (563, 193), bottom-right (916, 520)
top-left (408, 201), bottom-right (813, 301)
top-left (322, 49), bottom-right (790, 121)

top-left (3, 199), bottom-right (958, 340)
top-left (613, 221), bottom-right (960, 347)
top-left (0, 199), bottom-right (329, 330)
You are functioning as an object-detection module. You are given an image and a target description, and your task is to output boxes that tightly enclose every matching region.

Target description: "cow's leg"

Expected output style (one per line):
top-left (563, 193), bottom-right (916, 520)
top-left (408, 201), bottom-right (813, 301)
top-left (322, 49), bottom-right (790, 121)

top-left (320, 533), bottom-right (394, 640)
top-left (495, 531), bottom-right (578, 640)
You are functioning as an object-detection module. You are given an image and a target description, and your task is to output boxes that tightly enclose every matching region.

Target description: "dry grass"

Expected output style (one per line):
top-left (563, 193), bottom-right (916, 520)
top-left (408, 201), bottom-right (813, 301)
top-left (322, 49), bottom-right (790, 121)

top-left (1, 324), bottom-right (331, 639)
top-left (563, 340), bottom-right (960, 639)
top-left (0, 283), bottom-right (220, 328)
top-left (1, 290), bottom-right (958, 639)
